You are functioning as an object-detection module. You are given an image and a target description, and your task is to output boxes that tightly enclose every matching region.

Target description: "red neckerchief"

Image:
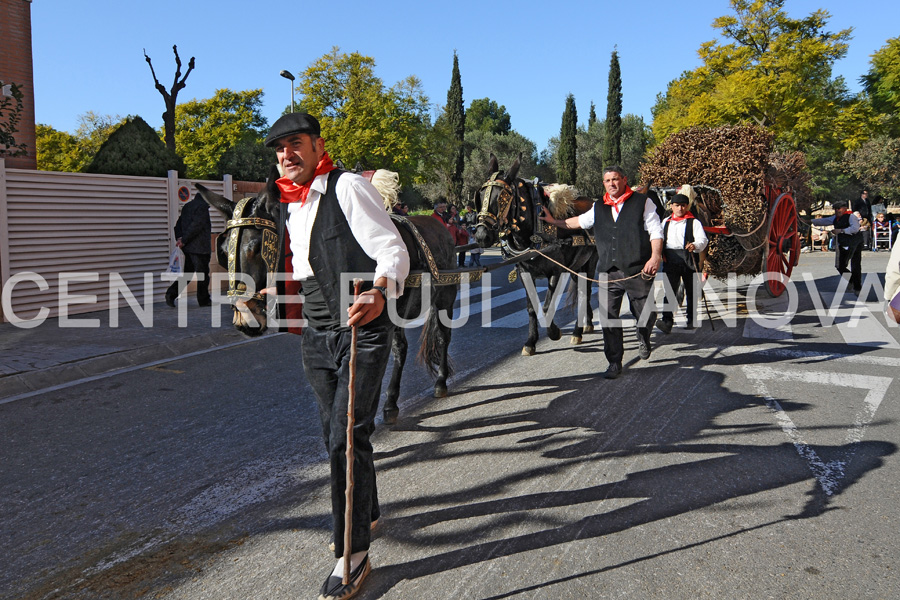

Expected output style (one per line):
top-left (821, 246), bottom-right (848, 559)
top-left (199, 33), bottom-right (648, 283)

top-left (603, 186), bottom-right (634, 216)
top-left (275, 152), bottom-right (336, 204)
top-left (669, 211), bottom-right (695, 222)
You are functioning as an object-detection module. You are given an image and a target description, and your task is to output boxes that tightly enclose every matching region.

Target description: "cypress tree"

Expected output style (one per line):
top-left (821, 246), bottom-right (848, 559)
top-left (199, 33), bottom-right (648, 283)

top-left (446, 52), bottom-right (465, 204)
top-left (86, 116), bottom-right (186, 177)
top-left (588, 101), bottom-right (597, 128)
top-left (558, 94), bottom-right (577, 185)
top-left (603, 49), bottom-right (623, 167)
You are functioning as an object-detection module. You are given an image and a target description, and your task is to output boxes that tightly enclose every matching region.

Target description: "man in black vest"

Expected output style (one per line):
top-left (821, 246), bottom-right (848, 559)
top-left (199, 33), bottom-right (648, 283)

top-left (657, 193), bottom-right (709, 333)
top-left (541, 166), bottom-right (663, 379)
top-left (812, 200), bottom-right (863, 295)
top-left (165, 193), bottom-right (212, 307)
top-left (265, 113), bottom-right (410, 600)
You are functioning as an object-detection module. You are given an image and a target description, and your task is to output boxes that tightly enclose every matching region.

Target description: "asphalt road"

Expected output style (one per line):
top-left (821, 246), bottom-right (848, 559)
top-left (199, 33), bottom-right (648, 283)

top-left (2, 250), bottom-right (899, 600)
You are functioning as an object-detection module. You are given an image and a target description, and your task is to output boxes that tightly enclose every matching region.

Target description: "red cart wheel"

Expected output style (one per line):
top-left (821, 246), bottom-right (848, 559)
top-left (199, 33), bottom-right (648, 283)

top-left (764, 191), bottom-right (800, 297)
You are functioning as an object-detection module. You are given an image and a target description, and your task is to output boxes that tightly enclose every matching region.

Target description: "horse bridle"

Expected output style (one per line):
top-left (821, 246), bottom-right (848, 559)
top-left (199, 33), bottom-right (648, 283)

top-left (477, 173), bottom-right (516, 234)
top-left (223, 197), bottom-right (279, 303)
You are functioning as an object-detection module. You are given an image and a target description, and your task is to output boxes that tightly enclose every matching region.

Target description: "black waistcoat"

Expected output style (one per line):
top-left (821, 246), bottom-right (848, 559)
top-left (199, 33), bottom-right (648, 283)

top-left (834, 212), bottom-right (862, 246)
top-left (278, 169), bottom-right (386, 330)
top-left (663, 217), bottom-right (698, 270)
top-left (593, 192), bottom-right (652, 276)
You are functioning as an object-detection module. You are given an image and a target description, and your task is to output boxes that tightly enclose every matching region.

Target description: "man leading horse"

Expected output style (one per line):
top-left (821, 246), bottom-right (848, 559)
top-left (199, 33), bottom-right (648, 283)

top-left (540, 165), bottom-right (663, 379)
top-left (266, 112), bottom-right (409, 600)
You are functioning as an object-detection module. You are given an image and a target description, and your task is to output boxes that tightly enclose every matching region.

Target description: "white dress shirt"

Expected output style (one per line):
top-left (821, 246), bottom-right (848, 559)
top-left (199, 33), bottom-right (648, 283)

top-left (661, 216), bottom-right (709, 252)
top-left (286, 171), bottom-right (410, 297)
top-left (577, 195), bottom-right (664, 241)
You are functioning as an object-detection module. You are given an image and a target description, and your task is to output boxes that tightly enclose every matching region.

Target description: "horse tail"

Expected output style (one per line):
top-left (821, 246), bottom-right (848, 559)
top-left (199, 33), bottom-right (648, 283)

top-left (416, 297), bottom-right (453, 379)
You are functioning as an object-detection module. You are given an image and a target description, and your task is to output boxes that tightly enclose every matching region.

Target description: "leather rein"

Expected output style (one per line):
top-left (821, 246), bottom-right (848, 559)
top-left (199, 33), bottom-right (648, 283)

top-left (223, 196), bottom-right (279, 303)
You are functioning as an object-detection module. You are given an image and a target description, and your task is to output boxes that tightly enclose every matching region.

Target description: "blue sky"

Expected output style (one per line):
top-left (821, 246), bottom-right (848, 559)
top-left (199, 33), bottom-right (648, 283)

top-left (31, 0), bottom-right (899, 153)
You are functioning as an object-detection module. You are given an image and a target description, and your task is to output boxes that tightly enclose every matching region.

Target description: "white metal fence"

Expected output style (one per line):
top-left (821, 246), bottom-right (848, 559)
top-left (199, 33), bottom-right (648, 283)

top-left (0, 159), bottom-right (233, 323)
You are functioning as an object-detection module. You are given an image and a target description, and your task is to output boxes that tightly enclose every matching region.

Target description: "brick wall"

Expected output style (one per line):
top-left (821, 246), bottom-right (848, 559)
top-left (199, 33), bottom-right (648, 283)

top-left (0, 0), bottom-right (37, 170)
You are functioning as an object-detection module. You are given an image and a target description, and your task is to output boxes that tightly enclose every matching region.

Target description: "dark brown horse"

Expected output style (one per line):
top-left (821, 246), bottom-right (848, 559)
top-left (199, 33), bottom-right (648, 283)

top-left (196, 170), bottom-right (458, 424)
top-left (473, 155), bottom-right (597, 355)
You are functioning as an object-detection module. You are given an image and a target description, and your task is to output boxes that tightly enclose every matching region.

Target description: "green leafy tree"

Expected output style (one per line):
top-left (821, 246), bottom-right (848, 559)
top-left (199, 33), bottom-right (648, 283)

top-left (466, 97), bottom-right (511, 135)
top-left (462, 129), bottom-right (541, 198)
top-left (620, 115), bottom-right (651, 184)
top-left (575, 113), bottom-right (649, 197)
top-left (36, 112), bottom-right (123, 172)
top-left (446, 52), bottom-right (466, 203)
top-left (0, 81), bottom-right (27, 157)
top-left (297, 47), bottom-right (432, 185)
top-left (558, 94), bottom-right (577, 184)
top-left (217, 137), bottom-right (273, 182)
top-left (651, 0), bottom-right (866, 151)
top-left (862, 37), bottom-right (900, 137)
top-left (842, 135), bottom-right (900, 200)
top-left (36, 125), bottom-right (83, 171)
top-left (576, 120), bottom-right (605, 197)
top-left (174, 88), bottom-right (267, 180)
top-left (603, 49), bottom-right (623, 167)
top-left (86, 116), bottom-right (185, 177)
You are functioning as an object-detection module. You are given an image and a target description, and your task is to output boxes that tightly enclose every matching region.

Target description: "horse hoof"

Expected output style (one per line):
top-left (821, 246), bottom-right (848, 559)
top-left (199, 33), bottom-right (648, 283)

top-left (522, 346), bottom-right (535, 356)
top-left (433, 385), bottom-right (448, 398)
top-left (570, 336), bottom-right (582, 345)
top-left (548, 327), bottom-right (561, 341)
top-left (383, 408), bottom-right (399, 425)
top-left (584, 324), bottom-right (595, 333)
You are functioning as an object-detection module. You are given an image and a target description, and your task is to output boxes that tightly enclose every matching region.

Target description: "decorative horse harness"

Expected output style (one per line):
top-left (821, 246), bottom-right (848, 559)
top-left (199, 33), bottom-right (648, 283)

top-left (477, 173), bottom-right (594, 258)
top-left (224, 197), bottom-right (279, 303)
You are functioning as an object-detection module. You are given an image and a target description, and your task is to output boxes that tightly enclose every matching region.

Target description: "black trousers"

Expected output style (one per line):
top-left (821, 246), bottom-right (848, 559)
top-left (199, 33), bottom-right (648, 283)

top-left (301, 323), bottom-right (393, 558)
top-left (835, 235), bottom-right (863, 291)
top-left (166, 252), bottom-right (211, 305)
top-left (661, 254), bottom-right (700, 326)
top-left (599, 269), bottom-right (656, 364)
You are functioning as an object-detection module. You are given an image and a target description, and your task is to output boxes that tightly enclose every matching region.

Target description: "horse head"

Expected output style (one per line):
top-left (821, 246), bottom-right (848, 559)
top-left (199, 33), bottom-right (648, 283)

top-left (196, 166), bottom-right (282, 336)
top-left (474, 153), bottom-right (526, 250)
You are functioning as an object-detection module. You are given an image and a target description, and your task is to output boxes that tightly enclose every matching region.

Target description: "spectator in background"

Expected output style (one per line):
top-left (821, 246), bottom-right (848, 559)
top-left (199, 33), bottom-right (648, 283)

top-left (165, 193), bottom-right (211, 307)
top-left (448, 204), bottom-right (469, 267)
top-left (884, 237), bottom-right (900, 323)
top-left (391, 201), bottom-right (409, 216)
top-left (853, 190), bottom-right (872, 223)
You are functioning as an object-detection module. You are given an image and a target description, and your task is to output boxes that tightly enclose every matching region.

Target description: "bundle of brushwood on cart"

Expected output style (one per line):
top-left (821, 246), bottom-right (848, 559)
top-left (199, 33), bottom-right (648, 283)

top-left (640, 125), bottom-right (811, 279)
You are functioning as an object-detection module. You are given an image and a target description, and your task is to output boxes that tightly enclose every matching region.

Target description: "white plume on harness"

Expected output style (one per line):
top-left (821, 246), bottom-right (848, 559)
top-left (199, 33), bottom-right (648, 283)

top-left (677, 184), bottom-right (697, 210)
top-left (543, 183), bottom-right (579, 219)
top-left (370, 169), bottom-right (401, 209)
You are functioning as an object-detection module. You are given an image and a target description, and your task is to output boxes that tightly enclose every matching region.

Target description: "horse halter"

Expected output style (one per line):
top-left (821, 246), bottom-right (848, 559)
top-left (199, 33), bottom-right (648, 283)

top-left (223, 197), bottom-right (279, 302)
top-left (477, 173), bottom-right (515, 233)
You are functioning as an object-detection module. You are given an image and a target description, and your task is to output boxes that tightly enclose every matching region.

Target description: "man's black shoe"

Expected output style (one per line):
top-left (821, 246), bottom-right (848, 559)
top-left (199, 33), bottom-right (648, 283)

top-left (319, 554), bottom-right (370, 600)
top-left (638, 336), bottom-right (652, 360)
top-left (656, 319), bottom-right (673, 334)
top-left (165, 295), bottom-right (176, 308)
top-left (603, 363), bottom-right (622, 379)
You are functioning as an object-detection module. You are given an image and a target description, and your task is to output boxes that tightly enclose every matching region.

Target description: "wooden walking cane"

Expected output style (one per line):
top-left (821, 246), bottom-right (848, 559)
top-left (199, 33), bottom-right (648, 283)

top-left (343, 278), bottom-right (363, 585)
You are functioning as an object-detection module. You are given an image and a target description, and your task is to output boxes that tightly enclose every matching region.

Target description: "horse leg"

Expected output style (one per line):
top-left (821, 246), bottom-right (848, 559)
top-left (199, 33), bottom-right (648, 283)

top-left (522, 280), bottom-right (540, 356)
top-left (545, 275), bottom-right (561, 342)
top-left (433, 318), bottom-right (451, 399)
top-left (383, 328), bottom-right (407, 425)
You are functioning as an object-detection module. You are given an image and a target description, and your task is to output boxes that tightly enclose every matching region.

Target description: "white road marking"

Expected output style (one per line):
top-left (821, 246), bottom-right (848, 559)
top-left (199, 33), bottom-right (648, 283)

top-left (819, 293), bottom-right (900, 349)
top-left (743, 365), bottom-right (893, 495)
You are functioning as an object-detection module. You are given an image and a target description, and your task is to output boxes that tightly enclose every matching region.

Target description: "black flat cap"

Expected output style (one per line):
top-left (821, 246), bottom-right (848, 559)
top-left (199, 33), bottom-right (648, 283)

top-left (670, 193), bottom-right (691, 205)
top-left (264, 113), bottom-right (321, 147)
